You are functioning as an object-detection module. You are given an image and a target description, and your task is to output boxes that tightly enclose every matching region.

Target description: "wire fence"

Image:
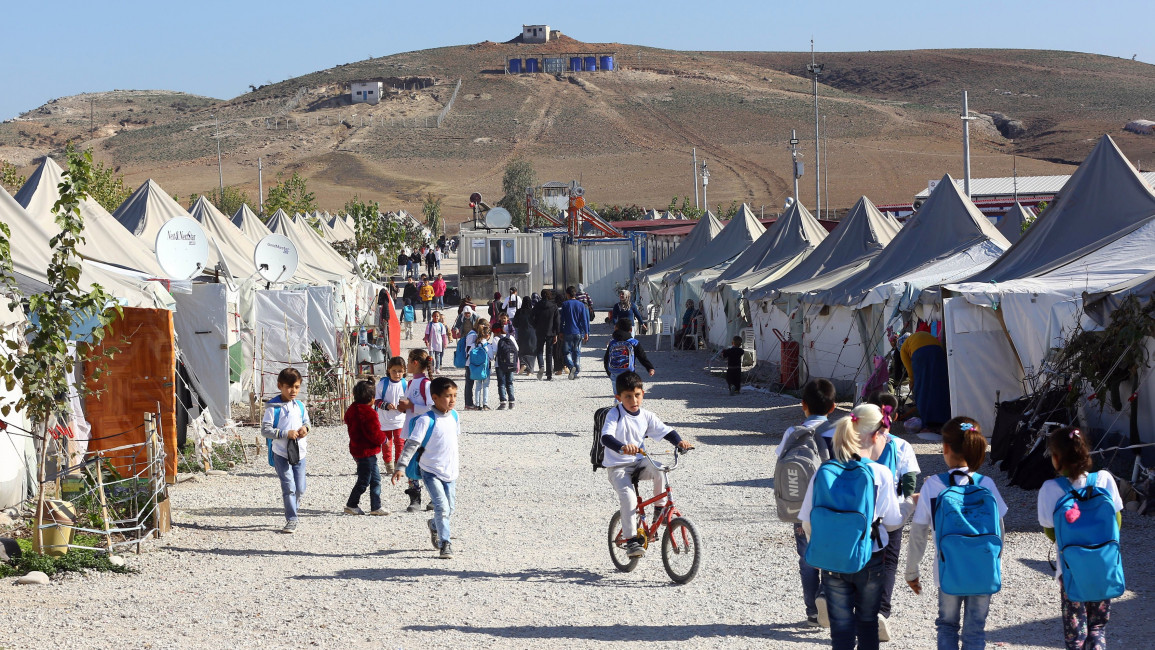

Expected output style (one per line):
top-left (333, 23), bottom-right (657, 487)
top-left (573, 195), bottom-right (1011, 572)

top-left (437, 79), bottom-right (462, 128)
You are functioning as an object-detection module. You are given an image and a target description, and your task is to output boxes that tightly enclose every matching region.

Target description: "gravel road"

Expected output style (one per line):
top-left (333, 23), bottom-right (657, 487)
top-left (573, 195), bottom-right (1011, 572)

top-left (2, 310), bottom-right (1154, 649)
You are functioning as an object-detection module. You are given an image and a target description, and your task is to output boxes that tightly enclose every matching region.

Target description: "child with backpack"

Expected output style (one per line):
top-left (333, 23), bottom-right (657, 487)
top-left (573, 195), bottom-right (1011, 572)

top-left (721, 335), bottom-right (745, 395)
top-left (401, 299), bottom-right (416, 339)
top-left (460, 318), bottom-right (486, 411)
top-left (799, 403), bottom-right (903, 650)
top-left (598, 372), bottom-right (693, 559)
top-left (392, 376), bottom-right (461, 559)
top-left (424, 311), bottom-right (449, 374)
top-left (864, 391), bottom-right (921, 638)
top-left (774, 378), bottom-right (837, 628)
top-left (398, 349), bottom-right (435, 513)
top-left (905, 416), bottom-right (1008, 650)
top-left (1037, 427), bottom-right (1124, 650)
top-left (343, 380), bottom-right (389, 516)
top-left (603, 317), bottom-right (655, 396)
top-left (375, 356), bottom-right (408, 475)
top-left (261, 368), bottom-right (310, 534)
top-left (494, 325), bottom-right (520, 408)
top-left (468, 322), bottom-right (495, 410)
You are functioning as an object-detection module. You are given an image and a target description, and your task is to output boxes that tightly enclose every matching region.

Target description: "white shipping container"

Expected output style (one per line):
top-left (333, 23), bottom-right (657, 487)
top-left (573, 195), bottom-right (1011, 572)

top-left (578, 239), bottom-right (634, 308)
top-left (459, 231), bottom-right (545, 294)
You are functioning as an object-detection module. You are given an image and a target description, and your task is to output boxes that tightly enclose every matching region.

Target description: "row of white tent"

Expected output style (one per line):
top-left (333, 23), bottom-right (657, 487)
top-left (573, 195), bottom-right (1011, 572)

top-left (641, 134), bottom-right (1155, 444)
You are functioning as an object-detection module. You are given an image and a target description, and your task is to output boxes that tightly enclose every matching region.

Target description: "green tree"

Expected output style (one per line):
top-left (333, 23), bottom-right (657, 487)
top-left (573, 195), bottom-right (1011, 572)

top-left (344, 196), bottom-right (406, 279)
top-left (0, 160), bottom-right (26, 193)
top-left (264, 172), bottom-right (316, 217)
top-left (87, 155), bottom-right (132, 213)
top-left (679, 197), bottom-right (704, 220)
top-left (422, 193), bottom-right (444, 238)
top-left (497, 159), bottom-right (537, 230)
top-left (191, 186), bottom-right (252, 217)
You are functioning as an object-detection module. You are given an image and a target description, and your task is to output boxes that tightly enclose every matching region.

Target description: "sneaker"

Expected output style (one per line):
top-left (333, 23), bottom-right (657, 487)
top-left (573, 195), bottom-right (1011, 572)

top-left (439, 541), bottom-right (454, 559)
top-left (482, 405), bottom-right (492, 411)
top-left (815, 595), bottom-right (830, 629)
top-left (625, 539), bottom-right (645, 558)
top-left (568, 367), bottom-right (576, 380)
top-left (343, 506), bottom-right (365, 515)
top-left (507, 401), bottom-right (515, 409)
top-left (281, 520), bottom-right (297, 534)
top-left (877, 615), bottom-right (890, 642)
top-left (536, 369), bottom-right (544, 380)
top-left (425, 502), bottom-right (435, 511)
top-left (497, 403), bottom-right (506, 410)
top-left (369, 508), bottom-right (389, 516)
top-left (806, 616), bottom-right (821, 628)
top-left (427, 518), bottom-right (440, 548)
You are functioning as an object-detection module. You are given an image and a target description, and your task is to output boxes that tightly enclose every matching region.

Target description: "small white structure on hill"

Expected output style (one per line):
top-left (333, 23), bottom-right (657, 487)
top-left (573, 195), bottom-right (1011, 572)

top-left (1125, 119), bottom-right (1154, 135)
top-left (351, 81), bottom-right (383, 105)
top-left (522, 25), bottom-right (552, 43)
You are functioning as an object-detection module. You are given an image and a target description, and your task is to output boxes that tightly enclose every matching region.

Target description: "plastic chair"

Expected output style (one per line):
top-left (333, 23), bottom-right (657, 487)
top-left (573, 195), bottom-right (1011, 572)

top-left (655, 318), bottom-right (675, 351)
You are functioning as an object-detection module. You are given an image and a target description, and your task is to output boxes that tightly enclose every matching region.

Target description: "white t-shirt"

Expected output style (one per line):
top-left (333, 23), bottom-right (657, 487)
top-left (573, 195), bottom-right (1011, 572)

top-left (775, 415), bottom-right (832, 458)
top-left (375, 377), bottom-right (407, 431)
top-left (261, 398), bottom-right (310, 460)
top-left (408, 409), bottom-right (460, 482)
top-left (425, 322), bottom-right (448, 352)
top-left (600, 405), bottom-right (674, 467)
top-left (403, 374), bottom-right (433, 433)
top-left (1037, 471), bottom-right (1123, 577)
top-left (912, 467), bottom-right (1009, 586)
top-left (880, 434), bottom-right (921, 490)
top-left (503, 294), bottom-right (521, 319)
top-left (799, 460), bottom-right (903, 551)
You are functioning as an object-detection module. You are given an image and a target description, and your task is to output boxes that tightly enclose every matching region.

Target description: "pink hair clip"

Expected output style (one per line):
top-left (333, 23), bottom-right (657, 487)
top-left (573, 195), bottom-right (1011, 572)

top-left (1069, 429), bottom-right (1081, 439)
top-left (850, 414), bottom-right (859, 423)
top-left (880, 405), bottom-right (893, 429)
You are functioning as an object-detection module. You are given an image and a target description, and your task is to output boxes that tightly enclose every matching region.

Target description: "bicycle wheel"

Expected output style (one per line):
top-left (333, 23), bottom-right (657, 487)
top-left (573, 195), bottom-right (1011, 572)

top-left (607, 511), bottom-right (639, 573)
top-left (661, 517), bottom-right (701, 584)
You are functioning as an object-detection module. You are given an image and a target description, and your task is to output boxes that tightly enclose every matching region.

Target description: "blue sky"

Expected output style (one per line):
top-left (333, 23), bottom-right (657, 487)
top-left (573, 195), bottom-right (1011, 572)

top-left (4, 0), bottom-right (1151, 121)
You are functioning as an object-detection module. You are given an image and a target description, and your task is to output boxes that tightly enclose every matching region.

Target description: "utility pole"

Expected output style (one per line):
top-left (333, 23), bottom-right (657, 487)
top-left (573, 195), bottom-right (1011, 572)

top-left (961, 90), bottom-right (973, 198)
top-left (258, 156), bottom-right (265, 216)
top-left (692, 148), bottom-right (700, 209)
top-left (807, 40), bottom-right (824, 219)
top-left (789, 130), bottom-right (802, 204)
top-left (213, 113), bottom-right (224, 198)
top-left (701, 161), bottom-right (710, 213)
top-left (89, 98), bottom-right (94, 136)
top-left (823, 115), bottom-right (829, 219)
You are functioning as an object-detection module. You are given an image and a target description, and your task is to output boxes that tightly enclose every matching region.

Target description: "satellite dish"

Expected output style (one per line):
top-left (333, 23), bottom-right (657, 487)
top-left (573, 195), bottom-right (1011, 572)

top-left (572, 186), bottom-right (585, 197)
top-left (784, 196), bottom-right (795, 209)
top-left (469, 192), bottom-right (483, 205)
top-left (485, 207), bottom-right (513, 229)
top-left (154, 217), bottom-right (209, 280)
top-left (253, 234), bottom-right (299, 283)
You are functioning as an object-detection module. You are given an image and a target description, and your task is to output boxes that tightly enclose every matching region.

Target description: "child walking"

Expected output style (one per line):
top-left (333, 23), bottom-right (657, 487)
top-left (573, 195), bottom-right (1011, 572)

top-left (468, 322), bottom-right (495, 410)
top-left (401, 299), bottom-right (416, 339)
top-left (493, 324), bottom-right (519, 409)
top-left (375, 356), bottom-right (408, 475)
top-left (721, 335), bottom-right (744, 395)
top-left (392, 376), bottom-right (461, 559)
top-left (1038, 427), bottom-right (1125, 650)
top-left (600, 372), bottom-right (694, 558)
top-left (799, 403), bottom-right (903, 650)
top-left (905, 416), bottom-right (1008, 649)
top-left (261, 368), bottom-right (310, 534)
top-left (399, 349), bottom-right (435, 512)
top-left (603, 317), bottom-right (655, 397)
top-left (424, 311), bottom-right (450, 374)
top-left (343, 380), bottom-right (389, 516)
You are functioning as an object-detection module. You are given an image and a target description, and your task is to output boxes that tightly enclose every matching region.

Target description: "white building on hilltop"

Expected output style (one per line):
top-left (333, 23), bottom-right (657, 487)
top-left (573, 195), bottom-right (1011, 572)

top-left (522, 24), bottom-right (551, 43)
top-left (350, 81), bottom-right (383, 105)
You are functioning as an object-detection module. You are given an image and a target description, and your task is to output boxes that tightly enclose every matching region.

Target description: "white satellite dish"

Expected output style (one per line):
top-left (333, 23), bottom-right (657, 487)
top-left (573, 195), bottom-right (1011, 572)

top-left (253, 234), bottom-right (299, 283)
top-left (154, 217), bottom-right (209, 280)
top-left (485, 207), bottom-right (513, 229)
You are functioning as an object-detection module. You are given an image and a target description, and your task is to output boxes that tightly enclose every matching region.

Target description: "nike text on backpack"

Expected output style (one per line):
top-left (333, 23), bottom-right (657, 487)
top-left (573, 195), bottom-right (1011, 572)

top-left (1052, 472), bottom-right (1125, 602)
top-left (497, 336), bottom-right (519, 373)
top-left (591, 405), bottom-right (620, 471)
top-left (931, 471), bottom-right (1003, 596)
top-left (267, 399), bottom-right (306, 467)
top-left (804, 458), bottom-right (881, 574)
top-left (453, 337), bottom-right (468, 368)
top-left (607, 338), bottom-right (637, 373)
top-left (468, 344), bottom-right (491, 380)
top-left (774, 425), bottom-right (830, 523)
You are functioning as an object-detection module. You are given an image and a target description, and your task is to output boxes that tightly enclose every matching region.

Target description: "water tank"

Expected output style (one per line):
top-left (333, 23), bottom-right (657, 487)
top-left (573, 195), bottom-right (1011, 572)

top-left (508, 59), bottom-right (522, 74)
top-left (584, 56), bottom-right (597, 72)
top-left (525, 58), bottom-right (540, 73)
top-left (570, 57), bottom-right (583, 72)
top-left (600, 56), bottom-right (614, 71)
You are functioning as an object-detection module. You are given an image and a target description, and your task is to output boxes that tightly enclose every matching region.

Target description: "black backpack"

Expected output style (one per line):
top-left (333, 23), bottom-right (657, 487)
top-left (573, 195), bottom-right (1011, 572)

top-left (591, 405), bottom-right (620, 471)
top-left (496, 336), bottom-right (519, 372)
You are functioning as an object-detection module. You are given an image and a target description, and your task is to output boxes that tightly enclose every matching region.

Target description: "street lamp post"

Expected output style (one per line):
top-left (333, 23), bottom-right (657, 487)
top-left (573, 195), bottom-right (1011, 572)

top-left (806, 44), bottom-right (824, 220)
top-left (701, 161), bottom-right (710, 213)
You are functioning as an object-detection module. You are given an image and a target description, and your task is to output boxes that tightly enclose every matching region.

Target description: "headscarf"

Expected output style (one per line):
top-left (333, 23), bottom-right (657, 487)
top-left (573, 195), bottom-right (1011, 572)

top-left (618, 289), bottom-right (632, 310)
top-left (530, 292), bottom-right (541, 307)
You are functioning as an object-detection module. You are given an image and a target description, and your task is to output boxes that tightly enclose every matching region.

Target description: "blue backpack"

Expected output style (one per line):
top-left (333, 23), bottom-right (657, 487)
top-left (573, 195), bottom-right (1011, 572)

top-left (453, 337), bottom-right (468, 368)
top-left (266, 398), bottom-right (305, 467)
top-left (876, 436), bottom-right (900, 495)
top-left (931, 472), bottom-right (1003, 596)
top-left (1052, 472), bottom-right (1125, 602)
top-left (468, 343), bottom-right (490, 380)
top-left (405, 410), bottom-right (460, 481)
top-left (804, 458), bottom-right (880, 574)
top-left (607, 338), bottom-right (637, 373)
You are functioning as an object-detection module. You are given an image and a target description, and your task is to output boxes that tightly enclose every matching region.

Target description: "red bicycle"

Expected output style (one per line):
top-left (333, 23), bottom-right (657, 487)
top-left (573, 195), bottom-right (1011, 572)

top-left (607, 443), bottom-right (701, 584)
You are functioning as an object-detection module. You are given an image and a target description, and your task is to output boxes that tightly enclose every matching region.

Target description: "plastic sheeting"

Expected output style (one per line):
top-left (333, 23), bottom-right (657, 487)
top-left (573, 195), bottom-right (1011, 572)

top-left (0, 302), bottom-right (34, 510)
top-left (253, 290), bottom-right (310, 400)
top-left (173, 284), bottom-right (232, 425)
top-left (307, 285), bottom-right (338, 361)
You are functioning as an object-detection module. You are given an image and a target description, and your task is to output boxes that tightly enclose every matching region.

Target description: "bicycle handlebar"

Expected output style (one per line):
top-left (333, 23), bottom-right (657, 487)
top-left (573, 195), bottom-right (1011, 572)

top-left (640, 441), bottom-right (693, 472)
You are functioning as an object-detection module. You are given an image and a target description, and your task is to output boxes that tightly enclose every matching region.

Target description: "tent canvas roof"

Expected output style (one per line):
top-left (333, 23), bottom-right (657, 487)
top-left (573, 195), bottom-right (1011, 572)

top-left (805, 174), bottom-right (1010, 306)
top-left (15, 157), bottom-right (165, 277)
top-left (966, 135), bottom-right (1155, 283)
top-left (328, 214), bottom-right (356, 241)
top-left (265, 210), bottom-right (353, 278)
top-left (1085, 268), bottom-right (1155, 326)
top-left (663, 204), bottom-right (767, 286)
top-left (750, 196), bottom-right (901, 302)
top-left (705, 200), bottom-right (828, 293)
top-left (996, 202), bottom-right (1034, 245)
top-left (643, 211), bottom-right (724, 280)
top-left (188, 196), bottom-right (259, 279)
top-left (232, 204), bottom-right (272, 242)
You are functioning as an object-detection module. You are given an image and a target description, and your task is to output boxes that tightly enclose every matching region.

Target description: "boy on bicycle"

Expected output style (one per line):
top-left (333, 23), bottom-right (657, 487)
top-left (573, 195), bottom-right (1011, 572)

top-left (601, 371), bottom-right (693, 558)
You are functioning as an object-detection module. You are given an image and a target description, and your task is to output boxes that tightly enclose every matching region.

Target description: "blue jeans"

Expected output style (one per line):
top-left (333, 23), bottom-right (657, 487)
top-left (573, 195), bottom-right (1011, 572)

top-left (421, 469), bottom-right (456, 545)
top-left (473, 375), bottom-right (491, 407)
top-left (936, 591), bottom-right (991, 650)
top-left (432, 351), bottom-right (444, 373)
top-left (794, 523), bottom-right (822, 618)
top-left (823, 550), bottom-right (885, 650)
top-left (273, 454), bottom-right (307, 521)
top-left (563, 334), bottom-right (583, 371)
top-left (346, 455), bottom-right (381, 511)
top-left (496, 367), bottom-right (514, 402)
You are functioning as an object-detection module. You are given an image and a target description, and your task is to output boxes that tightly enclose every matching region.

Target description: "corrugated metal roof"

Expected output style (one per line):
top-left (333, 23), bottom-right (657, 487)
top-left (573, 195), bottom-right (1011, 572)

top-left (915, 172), bottom-right (1155, 199)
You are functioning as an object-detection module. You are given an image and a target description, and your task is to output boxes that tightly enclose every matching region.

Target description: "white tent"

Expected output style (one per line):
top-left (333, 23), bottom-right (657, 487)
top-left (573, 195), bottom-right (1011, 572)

top-left (701, 201), bottom-right (828, 347)
top-left (0, 300), bottom-right (35, 510)
top-left (996, 202), bottom-right (1034, 245)
top-left (232, 204), bottom-right (272, 242)
top-left (944, 135), bottom-right (1155, 433)
top-left (265, 210), bottom-right (354, 278)
top-left (327, 213), bottom-right (356, 241)
top-left (637, 211), bottom-right (723, 311)
top-left (16, 157), bottom-right (165, 277)
top-left (188, 196), bottom-right (259, 280)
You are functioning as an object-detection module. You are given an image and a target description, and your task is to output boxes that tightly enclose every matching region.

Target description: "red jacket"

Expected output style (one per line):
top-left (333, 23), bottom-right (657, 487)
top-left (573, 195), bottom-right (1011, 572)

top-left (433, 278), bottom-right (447, 297)
top-left (344, 403), bottom-right (387, 459)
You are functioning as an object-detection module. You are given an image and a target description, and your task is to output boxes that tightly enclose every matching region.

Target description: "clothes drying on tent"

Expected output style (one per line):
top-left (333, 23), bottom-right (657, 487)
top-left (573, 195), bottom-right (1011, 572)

top-left (902, 332), bottom-right (950, 428)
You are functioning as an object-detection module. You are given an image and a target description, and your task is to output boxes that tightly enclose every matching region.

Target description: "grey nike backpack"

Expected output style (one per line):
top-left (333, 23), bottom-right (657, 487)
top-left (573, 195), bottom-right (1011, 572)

top-left (774, 424), bottom-right (831, 523)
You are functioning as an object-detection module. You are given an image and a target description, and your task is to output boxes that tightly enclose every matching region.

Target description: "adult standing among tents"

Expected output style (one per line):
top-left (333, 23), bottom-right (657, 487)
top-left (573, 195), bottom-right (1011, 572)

top-left (502, 287), bottom-right (522, 320)
top-left (397, 250), bottom-right (410, 278)
top-left (514, 293), bottom-right (539, 375)
top-left (532, 289), bottom-right (560, 380)
top-left (606, 289), bottom-right (646, 336)
top-left (560, 286), bottom-right (591, 379)
top-left (425, 248), bottom-right (437, 278)
top-left (402, 277), bottom-right (419, 311)
top-left (901, 325), bottom-right (951, 430)
top-left (409, 250), bottom-right (422, 278)
top-left (575, 284), bottom-right (595, 321)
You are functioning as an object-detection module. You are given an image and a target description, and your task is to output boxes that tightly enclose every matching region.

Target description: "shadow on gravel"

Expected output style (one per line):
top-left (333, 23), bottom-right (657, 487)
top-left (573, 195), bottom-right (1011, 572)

top-left (492, 430), bottom-right (579, 438)
top-left (692, 432), bottom-right (768, 446)
top-left (710, 478), bottom-right (774, 489)
top-left (402, 622), bottom-right (809, 642)
top-left (291, 566), bottom-right (607, 585)
top-left (182, 507), bottom-right (338, 517)
top-left (165, 546), bottom-right (418, 559)
top-left (1018, 557), bottom-right (1057, 577)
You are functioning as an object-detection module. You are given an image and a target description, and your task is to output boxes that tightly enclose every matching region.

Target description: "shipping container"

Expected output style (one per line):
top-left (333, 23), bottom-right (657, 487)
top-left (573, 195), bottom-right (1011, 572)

top-left (543, 57), bottom-right (566, 74)
top-left (459, 231), bottom-right (545, 295)
top-left (551, 238), bottom-right (635, 308)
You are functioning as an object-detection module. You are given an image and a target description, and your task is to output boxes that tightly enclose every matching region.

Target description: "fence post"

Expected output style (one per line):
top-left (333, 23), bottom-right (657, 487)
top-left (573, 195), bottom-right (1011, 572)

top-left (94, 449), bottom-right (113, 554)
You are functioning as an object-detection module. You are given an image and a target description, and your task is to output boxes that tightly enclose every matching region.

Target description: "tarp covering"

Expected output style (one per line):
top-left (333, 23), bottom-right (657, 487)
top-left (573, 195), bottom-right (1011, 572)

top-left (966, 135), bottom-right (1155, 283)
top-left (253, 290), bottom-right (310, 400)
top-left (173, 283), bottom-right (231, 425)
top-left (15, 157), bottom-right (166, 277)
top-left (996, 202), bottom-right (1034, 245)
top-left (1085, 269), bottom-right (1155, 326)
top-left (0, 301), bottom-right (35, 510)
top-left (307, 285), bottom-right (338, 361)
